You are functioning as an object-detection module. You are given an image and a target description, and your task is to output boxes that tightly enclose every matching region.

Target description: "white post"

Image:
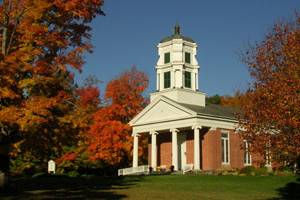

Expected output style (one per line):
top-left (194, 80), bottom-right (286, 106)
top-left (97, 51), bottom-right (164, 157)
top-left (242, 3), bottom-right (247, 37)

top-left (150, 131), bottom-right (158, 171)
top-left (172, 69), bottom-right (176, 88)
top-left (175, 69), bottom-right (182, 88)
top-left (193, 126), bottom-right (202, 170)
top-left (195, 73), bottom-right (199, 90)
top-left (132, 133), bottom-right (139, 168)
top-left (48, 160), bottom-right (56, 174)
top-left (171, 129), bottom-right (179, 171)
top-left (156, 73), bottom-right (160, 91)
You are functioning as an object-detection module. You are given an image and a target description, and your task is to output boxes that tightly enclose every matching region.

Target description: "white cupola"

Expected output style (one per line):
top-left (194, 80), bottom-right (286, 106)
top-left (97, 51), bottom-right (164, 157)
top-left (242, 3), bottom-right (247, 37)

top-left (150, 24), bottom-right (206, 107)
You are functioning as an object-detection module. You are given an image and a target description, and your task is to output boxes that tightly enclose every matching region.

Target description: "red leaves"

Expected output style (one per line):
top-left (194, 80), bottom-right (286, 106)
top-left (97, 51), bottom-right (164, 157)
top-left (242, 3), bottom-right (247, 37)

top-left (240, 14), bottom-right (300, 165)
top-left (57, 152), bottom-right (78, 163)
top-left (88, 120), bottom-right (132, 165)
top-left (87, 67), bottom-right (148, 166)
top-left (105, 66), bottom-right (148, 121)
top-left (53, 0), bottom-right (104, 20)
top-left (220, 91), bottom-right (246, 108)
top-left (76, 86), bottom-right (100, 107)
top-left (0, 0), bottom-right (104, 170)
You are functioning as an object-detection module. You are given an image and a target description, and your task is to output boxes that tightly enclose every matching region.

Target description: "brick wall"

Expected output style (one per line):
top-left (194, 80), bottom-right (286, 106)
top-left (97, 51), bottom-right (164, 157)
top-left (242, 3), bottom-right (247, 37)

top-left (148, 137), bottom-right (151, 166)
top-left (147, 128), bottom-right (266, 171)
top-left (202, 129), bottom-right (222, 170)
top-left (229, 130), bottom-right (244, 169)
top-left (186, 130), bottom-right (194, 165)
top-left (157, 132), bottom-right (172, 167)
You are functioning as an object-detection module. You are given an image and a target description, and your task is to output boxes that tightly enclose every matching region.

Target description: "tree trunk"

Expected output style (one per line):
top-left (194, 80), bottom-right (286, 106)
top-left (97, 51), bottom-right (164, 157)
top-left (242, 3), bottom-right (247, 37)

top-left (0, 171), bottom-right (6, 188)
top-left (1, 26), bottom-right (8, 56)
top-left (0, 144), bottom-right (9, 189)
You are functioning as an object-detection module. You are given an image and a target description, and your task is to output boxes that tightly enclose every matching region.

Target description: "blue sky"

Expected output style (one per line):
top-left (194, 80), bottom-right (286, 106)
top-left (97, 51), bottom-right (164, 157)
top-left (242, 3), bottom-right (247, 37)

top-left (75, 0), bottom-right (299, 97)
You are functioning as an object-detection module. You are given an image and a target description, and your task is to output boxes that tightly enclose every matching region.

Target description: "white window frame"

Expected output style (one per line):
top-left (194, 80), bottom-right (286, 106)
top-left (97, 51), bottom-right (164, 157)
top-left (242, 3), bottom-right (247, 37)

top-left (221, 131), bottom-right (230, 165)
top-left (164, 52), bottom-right (170, 64)
top-left (163, 71), bottom-right (171, 89)
top-left (184, 71), bottom-right (192, 89)
top-left (185, 52), bottom-right (191, 64)
top-left (265, 148), bottom-right (272, 167)
top-left (243, 140), bottom-right (252, 166)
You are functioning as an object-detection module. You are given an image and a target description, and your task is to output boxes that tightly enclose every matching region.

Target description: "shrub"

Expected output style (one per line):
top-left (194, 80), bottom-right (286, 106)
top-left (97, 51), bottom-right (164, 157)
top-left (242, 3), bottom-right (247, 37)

top-left (67, 170), bottom-right (79, 177)
top-left (240, 166), bottom-right (256, 176)
top-left (274, 166), bottom-right (294, 176)
top-left (255, 167), bottom-right (269, 176)
top-left (10, 155), bottom-right (42, 176)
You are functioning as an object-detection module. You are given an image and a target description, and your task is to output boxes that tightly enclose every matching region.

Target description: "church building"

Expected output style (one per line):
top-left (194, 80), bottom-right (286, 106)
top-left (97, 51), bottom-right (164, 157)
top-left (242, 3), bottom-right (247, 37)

top-left (128, 25), bottom-right (264, 172)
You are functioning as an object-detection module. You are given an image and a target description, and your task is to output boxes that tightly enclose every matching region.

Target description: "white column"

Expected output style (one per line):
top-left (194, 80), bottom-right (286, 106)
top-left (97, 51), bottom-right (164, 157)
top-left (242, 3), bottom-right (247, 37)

top-left (159, 71), bottom-right (163, 90)
top-left (195, 73), bottom-right (199, 90)
top-left (191, 72), bottom-right (195, 90)
top-left (193, 126), bottom-right (202, 170)
top-left (150, 131), bottom-right (158, 170)
top-left (132, 133), bottom-right (140, 168)
top-left (174, 70), bottom-right (177, 88)
top-left (172, 69), bottom-right (176, 88)
top-left (175, 69), bottom-right (183, 88)
top-left (171, 128), bottom-right (179, 171)
top-left (178, 70), bottom-right (182, 88)
top-left (156, 73), bottom-right (160, 91)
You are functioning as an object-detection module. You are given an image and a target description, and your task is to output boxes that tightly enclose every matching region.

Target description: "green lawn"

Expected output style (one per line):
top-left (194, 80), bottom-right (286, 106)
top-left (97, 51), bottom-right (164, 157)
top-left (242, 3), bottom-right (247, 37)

top-left (1, 175), bottom-right (299, 200)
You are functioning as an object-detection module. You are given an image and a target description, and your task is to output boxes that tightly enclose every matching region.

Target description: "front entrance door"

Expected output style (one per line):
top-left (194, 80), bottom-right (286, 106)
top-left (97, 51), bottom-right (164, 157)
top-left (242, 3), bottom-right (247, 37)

top-left (177, 134), bottom-right (186, 170)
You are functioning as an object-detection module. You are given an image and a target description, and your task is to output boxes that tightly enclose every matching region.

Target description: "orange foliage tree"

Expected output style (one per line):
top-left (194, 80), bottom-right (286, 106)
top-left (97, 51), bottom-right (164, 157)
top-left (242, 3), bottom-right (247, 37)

top-left (240, 14), bottom-right (300, 167)
top-left (220, 91), bottom-right (247, 108)
top-left (88, 67), bottom-right (148, 167)
top-left (55, 77), bottom-right (101, 175)
top-left (0, 0), bottom-right (104, 174)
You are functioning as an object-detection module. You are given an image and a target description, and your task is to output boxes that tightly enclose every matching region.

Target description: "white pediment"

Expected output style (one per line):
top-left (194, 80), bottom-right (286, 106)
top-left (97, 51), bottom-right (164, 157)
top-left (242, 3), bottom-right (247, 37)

top-left (130, 96), bottom-right (196, 125)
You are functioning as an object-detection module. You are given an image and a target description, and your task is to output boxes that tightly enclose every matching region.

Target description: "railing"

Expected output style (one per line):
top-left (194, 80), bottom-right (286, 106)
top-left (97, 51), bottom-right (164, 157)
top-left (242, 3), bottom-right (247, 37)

top-left (118, 165), bottom-right (149, 176)
top-left (183, 164), bottom-right (194, 174)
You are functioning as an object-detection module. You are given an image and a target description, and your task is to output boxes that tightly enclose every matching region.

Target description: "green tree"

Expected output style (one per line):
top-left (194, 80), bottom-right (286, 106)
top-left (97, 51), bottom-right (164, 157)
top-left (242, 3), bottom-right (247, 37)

top-left (206, 94), bottom-right (221, 105)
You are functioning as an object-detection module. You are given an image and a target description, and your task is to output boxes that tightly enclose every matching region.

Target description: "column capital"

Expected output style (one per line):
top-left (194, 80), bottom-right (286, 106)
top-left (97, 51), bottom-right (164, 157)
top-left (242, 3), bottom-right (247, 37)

top-left (210, 127), bottom-right (217, 131)
top-left (132, 133), bottom-right (140, 137)
top-left (170, 128), bottom-right (179, 133)
top-left (192, 125), bottom-right (202, 130)
top-left (150, 131), bottom-right (159, 135)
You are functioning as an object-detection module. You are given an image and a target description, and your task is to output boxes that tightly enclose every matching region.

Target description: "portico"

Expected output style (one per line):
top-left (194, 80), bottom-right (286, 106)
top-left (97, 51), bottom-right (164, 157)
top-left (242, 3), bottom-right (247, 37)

top-left (132, 125), bottom-right (204, 171)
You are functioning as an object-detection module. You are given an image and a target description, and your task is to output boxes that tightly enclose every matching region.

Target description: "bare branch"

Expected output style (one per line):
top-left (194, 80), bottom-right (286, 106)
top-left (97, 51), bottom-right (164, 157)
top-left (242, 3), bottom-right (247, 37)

top-left (6, 5), bottom-right (27, 55)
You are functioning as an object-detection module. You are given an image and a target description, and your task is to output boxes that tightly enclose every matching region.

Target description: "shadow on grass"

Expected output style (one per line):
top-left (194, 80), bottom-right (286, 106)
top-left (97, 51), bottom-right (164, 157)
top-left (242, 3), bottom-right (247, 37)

top-left (269, 176), bottom-right (300, 200)
top-left (0, 175), bottom-right (144, 199)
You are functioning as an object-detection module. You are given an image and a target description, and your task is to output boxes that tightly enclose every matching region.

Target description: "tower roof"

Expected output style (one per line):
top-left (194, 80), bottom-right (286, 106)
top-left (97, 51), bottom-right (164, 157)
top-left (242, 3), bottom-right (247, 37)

top-left (160, 24), bottom-right (195, 43)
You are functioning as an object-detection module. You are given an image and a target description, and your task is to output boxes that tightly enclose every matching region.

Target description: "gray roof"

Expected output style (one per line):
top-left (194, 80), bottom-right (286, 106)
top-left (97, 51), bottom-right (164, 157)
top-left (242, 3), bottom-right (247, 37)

top-left (179, 103), bottom-right (240, 120)
top-left (160, 24), bottom-right (195, 43)
top-left (160, 34), bottom-right (195, 43)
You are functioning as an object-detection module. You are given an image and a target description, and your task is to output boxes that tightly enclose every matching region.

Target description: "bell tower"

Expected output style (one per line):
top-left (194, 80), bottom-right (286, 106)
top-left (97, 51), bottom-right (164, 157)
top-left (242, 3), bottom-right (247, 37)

top-left (150, 24), bottom-right (206, 106)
